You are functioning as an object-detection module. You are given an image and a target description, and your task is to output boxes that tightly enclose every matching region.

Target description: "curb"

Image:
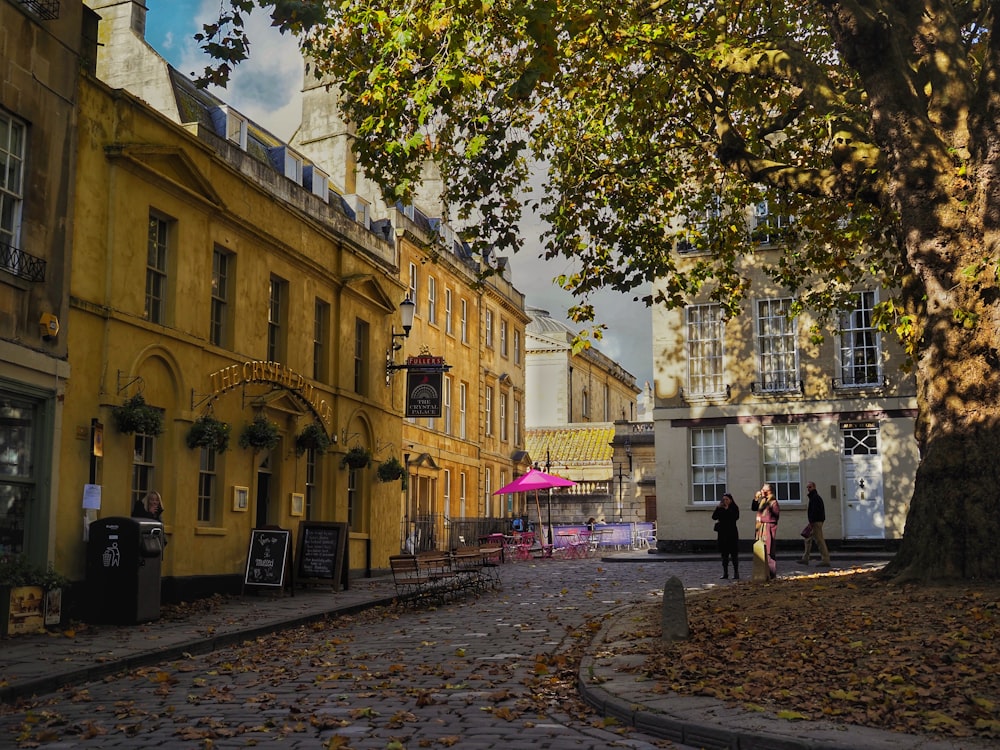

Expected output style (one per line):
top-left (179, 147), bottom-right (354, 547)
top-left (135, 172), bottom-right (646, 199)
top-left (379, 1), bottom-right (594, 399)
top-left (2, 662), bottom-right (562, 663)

top-left (577, 604), bottom-right (979, 750)
top-left (0, 594), bottom-right (398, 704)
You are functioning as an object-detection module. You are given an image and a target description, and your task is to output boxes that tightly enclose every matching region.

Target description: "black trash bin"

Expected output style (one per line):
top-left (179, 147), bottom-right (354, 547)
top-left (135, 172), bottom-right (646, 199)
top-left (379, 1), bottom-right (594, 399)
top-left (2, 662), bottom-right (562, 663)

top-left (86, 516), bottom-right (164, 624)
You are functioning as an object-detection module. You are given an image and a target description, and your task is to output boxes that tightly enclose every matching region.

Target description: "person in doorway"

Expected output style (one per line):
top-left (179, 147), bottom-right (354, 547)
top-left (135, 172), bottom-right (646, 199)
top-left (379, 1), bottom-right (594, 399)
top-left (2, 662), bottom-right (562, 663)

top-left (800, 481), bottom-right (831, 567)
top-left (132, 490), bottom-right (164, 521)
top-left (752, 483), bottom-right (780, 579)
top-left (712, 493), bottom-right (740, 579)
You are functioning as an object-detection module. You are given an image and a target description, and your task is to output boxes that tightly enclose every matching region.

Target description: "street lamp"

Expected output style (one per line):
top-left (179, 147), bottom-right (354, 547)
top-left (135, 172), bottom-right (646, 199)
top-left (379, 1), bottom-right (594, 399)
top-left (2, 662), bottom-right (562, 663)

top-left (385, 296), bottom-right (416, 382)
top-left (618, 437), bottom-right (632, 522)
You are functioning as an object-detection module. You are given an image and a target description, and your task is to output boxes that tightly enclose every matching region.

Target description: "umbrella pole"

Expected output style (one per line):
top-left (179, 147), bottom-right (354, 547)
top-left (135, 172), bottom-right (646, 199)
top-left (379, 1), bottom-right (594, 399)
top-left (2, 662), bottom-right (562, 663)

top-left (534, 490), bottom-right (548, 557)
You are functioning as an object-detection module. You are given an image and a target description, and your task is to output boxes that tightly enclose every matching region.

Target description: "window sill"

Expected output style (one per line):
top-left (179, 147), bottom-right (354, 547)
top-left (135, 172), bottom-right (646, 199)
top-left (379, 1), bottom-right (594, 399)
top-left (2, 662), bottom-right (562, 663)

top-left (194, 526), bottom-right (227, 536)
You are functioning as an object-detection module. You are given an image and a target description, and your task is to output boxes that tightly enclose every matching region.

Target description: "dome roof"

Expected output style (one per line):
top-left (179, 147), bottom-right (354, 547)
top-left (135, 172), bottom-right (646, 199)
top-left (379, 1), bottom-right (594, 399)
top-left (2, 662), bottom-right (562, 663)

top-left (526, 307), bottom-right (575, 341)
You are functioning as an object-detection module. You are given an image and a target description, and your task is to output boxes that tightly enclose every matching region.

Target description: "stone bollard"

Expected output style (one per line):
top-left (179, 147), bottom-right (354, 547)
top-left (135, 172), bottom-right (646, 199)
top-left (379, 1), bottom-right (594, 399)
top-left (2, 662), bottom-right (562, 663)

top-left (661, 575), bottom-right (690, 642)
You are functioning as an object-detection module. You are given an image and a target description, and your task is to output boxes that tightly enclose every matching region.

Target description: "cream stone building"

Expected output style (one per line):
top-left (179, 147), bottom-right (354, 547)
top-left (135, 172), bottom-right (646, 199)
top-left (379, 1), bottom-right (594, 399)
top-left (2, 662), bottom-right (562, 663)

top-left (651, 204), bottom-right (919, 551)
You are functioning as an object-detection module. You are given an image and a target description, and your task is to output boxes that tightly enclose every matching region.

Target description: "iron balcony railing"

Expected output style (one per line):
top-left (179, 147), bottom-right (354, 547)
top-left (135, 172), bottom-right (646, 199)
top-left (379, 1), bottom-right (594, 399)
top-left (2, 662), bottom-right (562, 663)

top-left (0, 241), bottom-right (46, 282)
top-left (19, 0), bottom-right (60, 20)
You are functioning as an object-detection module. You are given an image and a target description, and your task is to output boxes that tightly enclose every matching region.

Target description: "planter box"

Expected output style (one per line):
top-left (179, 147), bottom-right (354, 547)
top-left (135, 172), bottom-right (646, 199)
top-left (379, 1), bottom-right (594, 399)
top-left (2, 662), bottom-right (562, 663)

top-left (1, 585), bottom-right (45, 636)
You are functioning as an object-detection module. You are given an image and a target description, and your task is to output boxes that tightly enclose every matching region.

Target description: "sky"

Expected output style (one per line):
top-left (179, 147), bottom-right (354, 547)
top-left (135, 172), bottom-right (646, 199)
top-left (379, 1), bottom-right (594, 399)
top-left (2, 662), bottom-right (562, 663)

top-left (142, 0), bottom-right (654, 389)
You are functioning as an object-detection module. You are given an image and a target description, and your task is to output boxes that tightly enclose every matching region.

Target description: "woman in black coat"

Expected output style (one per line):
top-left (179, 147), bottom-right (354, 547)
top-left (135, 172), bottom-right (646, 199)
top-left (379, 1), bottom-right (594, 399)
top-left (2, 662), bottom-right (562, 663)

top-left (712, 493), bottom-right (740, 579)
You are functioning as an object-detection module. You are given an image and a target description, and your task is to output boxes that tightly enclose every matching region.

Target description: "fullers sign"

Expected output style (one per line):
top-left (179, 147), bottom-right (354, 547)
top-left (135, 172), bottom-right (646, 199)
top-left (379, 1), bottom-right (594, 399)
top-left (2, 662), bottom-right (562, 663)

top-left (405, 355), bottom-right (448, 418)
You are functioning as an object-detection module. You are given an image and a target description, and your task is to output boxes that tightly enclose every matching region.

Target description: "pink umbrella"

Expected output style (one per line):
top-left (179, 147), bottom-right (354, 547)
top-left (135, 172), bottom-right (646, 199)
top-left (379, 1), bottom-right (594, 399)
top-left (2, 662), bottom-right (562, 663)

top-left (494, 467), bottom-right (576, 494)
top-left (494, 469), bottom-right (576, 551)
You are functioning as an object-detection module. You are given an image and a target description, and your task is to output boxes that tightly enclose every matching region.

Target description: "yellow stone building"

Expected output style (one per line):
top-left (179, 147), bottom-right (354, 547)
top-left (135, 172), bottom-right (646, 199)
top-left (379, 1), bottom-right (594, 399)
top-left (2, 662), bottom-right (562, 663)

top-left (0, 0), bottom-right (91, 569)
top-left (57, 63), bottom-right (409, 596)
top-left (393, 217), bottom-right (530, 550)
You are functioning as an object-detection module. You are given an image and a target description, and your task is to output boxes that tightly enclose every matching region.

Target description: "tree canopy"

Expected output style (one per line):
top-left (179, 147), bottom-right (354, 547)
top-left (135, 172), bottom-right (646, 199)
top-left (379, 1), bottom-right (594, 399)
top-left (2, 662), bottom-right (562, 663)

top-left (200, 1), bottom-right (1000, 581)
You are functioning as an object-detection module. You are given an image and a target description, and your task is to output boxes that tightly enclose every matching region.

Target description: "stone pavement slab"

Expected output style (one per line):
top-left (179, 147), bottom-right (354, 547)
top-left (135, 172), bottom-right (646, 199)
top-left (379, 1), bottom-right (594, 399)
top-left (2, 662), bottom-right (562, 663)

top-left (3, 551), bottom-right (984, 750)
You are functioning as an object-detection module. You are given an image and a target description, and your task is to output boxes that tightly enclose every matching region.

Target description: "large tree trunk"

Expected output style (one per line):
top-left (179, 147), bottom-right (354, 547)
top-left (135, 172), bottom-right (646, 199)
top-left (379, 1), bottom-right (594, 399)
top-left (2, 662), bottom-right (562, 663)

top-left (884, 229), bottom-right (1000, 581)
top-left (824, 4), bottom-right (1000, 582)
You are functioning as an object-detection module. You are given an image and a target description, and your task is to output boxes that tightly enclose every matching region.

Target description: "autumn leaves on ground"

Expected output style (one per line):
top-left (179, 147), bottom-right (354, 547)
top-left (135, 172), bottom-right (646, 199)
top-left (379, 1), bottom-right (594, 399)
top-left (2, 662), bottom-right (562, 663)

top-left (616, 568), bottom-right (1000, 743)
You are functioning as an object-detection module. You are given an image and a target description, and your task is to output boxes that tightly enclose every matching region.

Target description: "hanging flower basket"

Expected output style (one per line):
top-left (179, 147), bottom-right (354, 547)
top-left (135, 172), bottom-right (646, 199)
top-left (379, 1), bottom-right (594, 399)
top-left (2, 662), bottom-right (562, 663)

top-left (376, 456), bottom-right (406, 483)
top-left (295, 423), bottom-right (331, 457)
top-left (340, 445), bottom-right (372, 470)
top-left (186, 414), bottom-right (231, 453)
top-left (112, 394), bottom-right (164, 436)
top-left (238, 415), bottom-right (280, 451)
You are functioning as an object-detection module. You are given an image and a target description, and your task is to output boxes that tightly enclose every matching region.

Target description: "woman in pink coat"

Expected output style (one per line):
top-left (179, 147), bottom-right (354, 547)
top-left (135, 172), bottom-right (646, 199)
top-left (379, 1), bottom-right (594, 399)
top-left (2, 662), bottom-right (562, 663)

top-left (752, 483), bottom-right (780, 580)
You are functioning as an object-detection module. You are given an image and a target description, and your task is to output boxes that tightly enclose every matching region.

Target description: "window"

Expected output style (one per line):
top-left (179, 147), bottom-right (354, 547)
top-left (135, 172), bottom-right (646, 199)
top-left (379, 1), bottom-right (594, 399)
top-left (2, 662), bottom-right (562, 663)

top-left (485, 385), bottom-right (493, 436)
top-left (459, 382), bottom-right (468, 439)
top-left (756, 298), bottom-right (798, 392)
top-left (210, 248), bottom-right (230, 347)
top-left (838, 291), bottom-right (882, 387)
top-left (347, 467), bottom-right (359, 530)
top-left (484, 467), bottom-right (492, 516)
top-left (686, 304), bottom-right (725, 396)
top-left (499, 392), bottom-right (508, 441)
top-left (314, 299), bottom-right (330, 382)
top-left (513, 397), bottom-right (521, 445)
top-left (408, 262), bottom-right (418, 314)
top-left (268, 276), bottom-right (287, 361)
top-left (582, 388), bottom-right (590, 419)
top-left (197, 447), bottom-right (217, 523)
top-left (485, 309), bottom-right (494, 348)
top-left (677, 194), bottom-right (722, 254)
top-left (443, 375), bottom-right (452, 435)
top-left (751, 199), bottom-right (794, 246)
top-left (603, 384), bottom-right (610, 421)
top-left (131, 431), bottom-right (158, 511)
top-left (0, 397), bottom-right (36, 555)
top-left (443, 469), bottom-right (451, 520)
top-left (500, 319), bottom-right (508, 357)
top-left (305, 448), bottom-right (318, 519)
top-left (460, 299), bottom-right (469, 343)
top-left (354, 318), bottom-right (369, 395)
top-left (444, 289), bottom-right (453, 335)
top-left (763, 424), bottom-right (801, 503)
top-left (844, 426), bottom-right (879, 456)
top-left (427, 276), bottom-right (437, 324)
top-left (0, 112), bottom-right (26, 265)
top-left (459, 472), bottom-right (467, 517)
top-left (690, 427), bottom-right (726, 504)
top-left (146, 213), bottom-right (169, 323)
top-left (513, 330), bottom-right (521, 365)
top-left (223, 106), bottom-right (248, 149)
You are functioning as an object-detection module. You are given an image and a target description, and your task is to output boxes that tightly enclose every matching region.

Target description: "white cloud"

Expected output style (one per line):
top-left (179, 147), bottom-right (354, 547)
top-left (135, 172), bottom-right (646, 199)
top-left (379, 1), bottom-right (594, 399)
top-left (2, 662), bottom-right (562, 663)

top-left (168, 1), bottom-right (304, 140)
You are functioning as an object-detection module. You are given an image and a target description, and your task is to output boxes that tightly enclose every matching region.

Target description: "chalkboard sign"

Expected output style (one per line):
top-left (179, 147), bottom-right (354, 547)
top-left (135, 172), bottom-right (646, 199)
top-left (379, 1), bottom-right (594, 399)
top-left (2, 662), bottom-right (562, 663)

top-left (244, 528), bottom-right (291, 589)
top-left (295, 521), bottom-right (348, 590)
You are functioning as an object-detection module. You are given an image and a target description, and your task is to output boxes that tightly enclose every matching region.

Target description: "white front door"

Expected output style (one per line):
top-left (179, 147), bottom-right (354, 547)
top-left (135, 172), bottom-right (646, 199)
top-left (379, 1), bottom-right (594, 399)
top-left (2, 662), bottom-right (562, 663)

top-left (841, 426), bottom-right (885, 539)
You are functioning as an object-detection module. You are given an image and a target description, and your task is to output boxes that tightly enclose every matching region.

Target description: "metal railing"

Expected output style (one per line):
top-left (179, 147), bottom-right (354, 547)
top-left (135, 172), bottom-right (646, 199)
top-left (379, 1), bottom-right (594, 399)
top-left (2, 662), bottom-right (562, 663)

top-left (0, 241), bottom-right (46, 282)
top-left (19, 0), bottom-right (60, 20)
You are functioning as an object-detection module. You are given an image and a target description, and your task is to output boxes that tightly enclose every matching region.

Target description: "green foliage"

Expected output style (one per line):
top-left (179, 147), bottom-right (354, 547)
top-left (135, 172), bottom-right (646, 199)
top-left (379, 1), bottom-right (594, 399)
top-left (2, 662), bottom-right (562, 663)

top-left (0, 555), bottom-right (68, 590)
top-left (195, 1), bottom-right (912, 334)
top-left (238, 415), bottom-right (280, 451)
top-left (112, 394), bottom-right (164, 436)
top-left (186, 414), bottom-right (231, 453)
top-left (295, 422), bottom-right (332, 457)
top-left (340, 445), bottom-right (372, 470)
top-left (375, 456), bottom-right (406, 483)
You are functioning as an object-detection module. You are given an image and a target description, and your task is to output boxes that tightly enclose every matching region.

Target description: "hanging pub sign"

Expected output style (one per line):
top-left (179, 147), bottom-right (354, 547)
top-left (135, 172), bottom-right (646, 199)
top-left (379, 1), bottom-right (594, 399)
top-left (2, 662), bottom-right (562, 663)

top-left (405, 355), bottom-right (449, 418)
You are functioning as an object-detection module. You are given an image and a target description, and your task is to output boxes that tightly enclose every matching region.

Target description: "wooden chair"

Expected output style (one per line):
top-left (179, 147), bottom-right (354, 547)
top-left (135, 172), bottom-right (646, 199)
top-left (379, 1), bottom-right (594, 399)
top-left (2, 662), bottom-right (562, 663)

top-left (389, 554), bottom-right (433, 605)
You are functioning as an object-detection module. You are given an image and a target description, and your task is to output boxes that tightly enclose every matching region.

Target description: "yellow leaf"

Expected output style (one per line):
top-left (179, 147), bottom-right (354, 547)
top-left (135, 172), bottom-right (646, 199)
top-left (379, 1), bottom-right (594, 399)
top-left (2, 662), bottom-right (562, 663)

top-left (777, 710), bottom-right (809, 720)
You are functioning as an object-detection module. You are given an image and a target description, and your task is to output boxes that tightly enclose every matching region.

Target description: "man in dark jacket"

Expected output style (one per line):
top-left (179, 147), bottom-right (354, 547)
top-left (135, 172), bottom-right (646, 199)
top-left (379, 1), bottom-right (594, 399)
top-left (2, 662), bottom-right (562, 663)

top-left (799, 482), bottom-right (831, 566)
